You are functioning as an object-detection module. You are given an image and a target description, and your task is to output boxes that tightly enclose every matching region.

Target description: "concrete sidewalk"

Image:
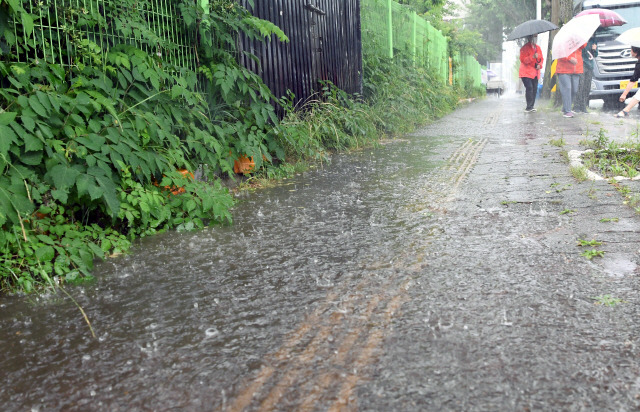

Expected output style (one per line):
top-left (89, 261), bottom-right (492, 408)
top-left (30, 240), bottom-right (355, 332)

top-left (358, 94), bottom-right (640, 410)
top-left (455, 94), bottom-right (640, 278)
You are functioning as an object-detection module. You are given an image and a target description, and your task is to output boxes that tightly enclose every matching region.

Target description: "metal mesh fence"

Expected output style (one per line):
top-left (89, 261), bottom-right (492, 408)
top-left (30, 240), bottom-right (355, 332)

top-left (360, 0), bottom-right (391, 60)
top-left (361, 0), bottom-right (481, 88)
top-left (453, 53), bottom-right (482, 89)
top-left (5, 0), bottom-right (197, 71)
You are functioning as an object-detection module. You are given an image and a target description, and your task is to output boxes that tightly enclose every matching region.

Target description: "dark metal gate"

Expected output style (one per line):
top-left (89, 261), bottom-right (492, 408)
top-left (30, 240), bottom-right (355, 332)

top-left (239, 0), bottom-right (363, 109)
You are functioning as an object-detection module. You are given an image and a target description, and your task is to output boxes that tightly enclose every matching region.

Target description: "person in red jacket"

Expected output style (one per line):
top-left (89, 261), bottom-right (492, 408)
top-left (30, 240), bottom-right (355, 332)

top-left (519, 35), bottom-right (544, 112)
top-left (556, 45), bottom-right (585, 118)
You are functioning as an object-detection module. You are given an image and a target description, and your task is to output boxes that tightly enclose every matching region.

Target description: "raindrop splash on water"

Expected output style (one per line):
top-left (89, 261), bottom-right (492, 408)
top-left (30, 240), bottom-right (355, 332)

top-left (205, 328), bottom-right (219, 337)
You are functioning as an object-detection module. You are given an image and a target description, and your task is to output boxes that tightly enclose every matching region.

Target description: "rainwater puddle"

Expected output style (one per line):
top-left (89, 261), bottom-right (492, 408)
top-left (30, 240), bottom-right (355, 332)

top-left (600, 254), bottom-right (638, 278)
top-left (0, 134), bottom-right (449, 411)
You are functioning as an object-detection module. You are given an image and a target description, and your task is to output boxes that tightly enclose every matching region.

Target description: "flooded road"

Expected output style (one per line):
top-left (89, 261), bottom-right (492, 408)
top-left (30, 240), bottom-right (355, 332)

top-left (2, 96), bottom-right (639, 411)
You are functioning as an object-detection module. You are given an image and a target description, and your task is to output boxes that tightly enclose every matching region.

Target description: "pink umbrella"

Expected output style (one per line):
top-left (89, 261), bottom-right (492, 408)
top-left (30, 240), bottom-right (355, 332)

top-left (552, 14), bottom-right (601, 60)
top-left (576, 8), bottom-right (626, 27)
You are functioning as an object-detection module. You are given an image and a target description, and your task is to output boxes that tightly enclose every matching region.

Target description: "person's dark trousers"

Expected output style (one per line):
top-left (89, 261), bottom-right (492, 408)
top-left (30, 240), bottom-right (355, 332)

top-left (574, 69), bottom-right (593, 112)
top-left (521, 77), bottom-right (538, 110)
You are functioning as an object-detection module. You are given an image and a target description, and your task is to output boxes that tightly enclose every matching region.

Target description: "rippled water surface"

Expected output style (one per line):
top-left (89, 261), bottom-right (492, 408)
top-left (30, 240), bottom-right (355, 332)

top-left (2, 97), bottom-right (639, 411)
top-left (1, 130), bottom-right (452, 410)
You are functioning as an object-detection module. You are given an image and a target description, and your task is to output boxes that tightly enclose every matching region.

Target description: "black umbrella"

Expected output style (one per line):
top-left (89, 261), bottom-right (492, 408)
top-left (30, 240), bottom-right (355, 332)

top-left (506, 19), bottom-right (559, 41)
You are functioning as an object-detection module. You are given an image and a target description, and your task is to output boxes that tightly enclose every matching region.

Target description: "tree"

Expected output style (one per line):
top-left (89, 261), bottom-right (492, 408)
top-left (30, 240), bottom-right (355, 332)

top-left (541, 0), bottom-right (573, 100)
top-left (463, 0), bottom-right (552, 65)
top-left (397, 0), bottom-right (447, 14)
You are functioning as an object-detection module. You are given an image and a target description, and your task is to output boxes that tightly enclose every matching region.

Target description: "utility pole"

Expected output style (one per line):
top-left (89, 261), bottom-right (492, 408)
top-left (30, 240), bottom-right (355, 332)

top-left (537, 0), bottom-right (541, 20)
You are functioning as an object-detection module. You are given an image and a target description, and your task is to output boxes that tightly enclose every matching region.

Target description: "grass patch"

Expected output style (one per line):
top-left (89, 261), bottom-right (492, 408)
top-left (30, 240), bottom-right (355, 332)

top-left (576, 239), bottom-right (602, 247)
top-left (546, 183), bottom-right (571, 193)
top-left (549, 136), bottom-right (566, 147)
top-left (592, 294), bottom-right (624, 306)
top-left (581, 249), bottom-right (605, 260)
top-left (570, 165), bottom-right (588, 182)
top-left (581, 129), bottom-right (640, 179)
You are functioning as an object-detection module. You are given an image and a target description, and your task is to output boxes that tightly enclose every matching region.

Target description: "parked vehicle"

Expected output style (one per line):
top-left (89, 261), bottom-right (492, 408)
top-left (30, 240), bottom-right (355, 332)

top-left (574, 0), bottom-right (640, 109)
top-left (486, 79), bottom-right (506, 96)
top-left (484, 62), bottom-right (505, 96)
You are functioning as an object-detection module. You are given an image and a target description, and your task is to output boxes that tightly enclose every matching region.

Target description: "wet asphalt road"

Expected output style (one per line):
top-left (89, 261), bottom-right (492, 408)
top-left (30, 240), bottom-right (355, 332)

top-left (1, 95), bottom-right (639, 411)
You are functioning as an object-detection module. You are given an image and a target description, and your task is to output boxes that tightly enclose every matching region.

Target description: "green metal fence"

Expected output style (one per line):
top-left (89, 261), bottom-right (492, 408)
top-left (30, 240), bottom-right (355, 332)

top-left (360, 0), bottom-right (481, 89)
top-left (453, 53), bottom-right (483, 89)
top-left (6, 0), bottom-right (198, 71)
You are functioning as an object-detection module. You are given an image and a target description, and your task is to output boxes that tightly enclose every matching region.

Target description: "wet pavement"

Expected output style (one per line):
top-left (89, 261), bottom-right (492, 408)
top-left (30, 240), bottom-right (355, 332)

top-left (1, 95), bottom-right (639, 411)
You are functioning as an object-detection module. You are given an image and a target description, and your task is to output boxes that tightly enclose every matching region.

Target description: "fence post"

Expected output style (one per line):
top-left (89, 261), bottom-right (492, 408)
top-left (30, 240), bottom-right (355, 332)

top-left (387, 0), bottom-right (393, 59)
top-left (412, 12), bottom-right (417, 66)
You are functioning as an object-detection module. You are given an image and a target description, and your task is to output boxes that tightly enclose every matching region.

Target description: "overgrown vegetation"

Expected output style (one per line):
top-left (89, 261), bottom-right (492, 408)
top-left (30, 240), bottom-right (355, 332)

top-left (581, 128), bottom-right (640, 179)
top-left (0, 0), bottom-right (271, 292)
top-left (0, 0), bottom-right (477, 293)
top-left (570, 165), bottom-right (588, 182)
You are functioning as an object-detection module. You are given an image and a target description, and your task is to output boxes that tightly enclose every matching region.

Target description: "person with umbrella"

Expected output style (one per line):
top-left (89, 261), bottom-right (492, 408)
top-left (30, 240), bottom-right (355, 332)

top-left (519, 35), bottom-right (544, 112)
top-left (574, 36), bottom-right (598, 113)
top-left (507, 20), bottom-right (557, 112)
top-left (556, 46), bottom-right (584, 118)
top-left (613, 45), bottom-right (640, 118)
top-left (551, 14), bottom-right (600, 118)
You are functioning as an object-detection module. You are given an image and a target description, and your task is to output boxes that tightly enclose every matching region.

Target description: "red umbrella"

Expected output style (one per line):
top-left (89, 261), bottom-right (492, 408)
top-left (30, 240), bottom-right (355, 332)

top-left (576, 8), bottom-right (626, 27)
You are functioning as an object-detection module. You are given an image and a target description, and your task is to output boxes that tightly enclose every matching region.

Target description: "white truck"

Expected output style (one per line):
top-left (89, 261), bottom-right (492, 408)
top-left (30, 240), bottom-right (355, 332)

top-left (485, 62), bottom-right (505, 96)
top-left (486, 79), bottom-right (505, 96)
top-left (574, 0), bottom-right (640, 109)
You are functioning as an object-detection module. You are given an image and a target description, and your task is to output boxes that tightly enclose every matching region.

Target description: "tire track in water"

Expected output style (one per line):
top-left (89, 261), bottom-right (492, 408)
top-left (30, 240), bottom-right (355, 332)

top-left (483, 110), bottom-right (501, 126)
top-left (298, 280), bottom-right (411, 411)
top-left (226, 271), bottom-right (406, 411)
top-left (256, 291), bottom-right (385, 410)
top-left (226, 266), bottom-right (416, 411)
top-left (327, 289), bottom-right (408, 412)
top-left (447, 138), bottom-right (488, 191)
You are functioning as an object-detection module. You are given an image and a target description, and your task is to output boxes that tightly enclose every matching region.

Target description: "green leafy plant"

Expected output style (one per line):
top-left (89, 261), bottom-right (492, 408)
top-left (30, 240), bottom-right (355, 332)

top-left (599, 217), bottom-right (619, 222)
top-left (595, 128), bottom-right (610, 149)
top-left (581, 249), bottom-right (605, 260)
top-left (576, 239), bottom-right (602, 247)
top-left (0, 0), bottom-right (279, 292)
top-left (549, 136), bottom-right (565, 147)
top-left (592, 294), bottom-right (624, 306)
top-left (570, 165), bottom-right (588, 182)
